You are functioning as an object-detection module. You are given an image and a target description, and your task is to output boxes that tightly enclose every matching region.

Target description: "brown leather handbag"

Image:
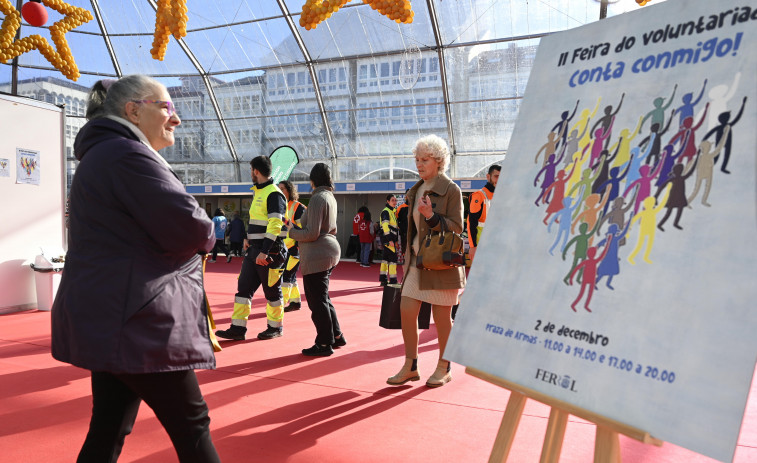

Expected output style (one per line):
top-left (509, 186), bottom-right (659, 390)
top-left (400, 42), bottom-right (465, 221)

top-left (416, 216), bottom-right (465, 270)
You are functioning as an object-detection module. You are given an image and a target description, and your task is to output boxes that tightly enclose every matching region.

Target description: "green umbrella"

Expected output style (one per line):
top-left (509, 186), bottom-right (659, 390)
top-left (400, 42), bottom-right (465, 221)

top-left (269, 145), bottom-right (300, 184)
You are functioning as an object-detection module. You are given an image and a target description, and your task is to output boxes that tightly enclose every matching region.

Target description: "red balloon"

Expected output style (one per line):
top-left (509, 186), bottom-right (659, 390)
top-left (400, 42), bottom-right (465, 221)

top-left (22, 2), bottom-right (48, 27)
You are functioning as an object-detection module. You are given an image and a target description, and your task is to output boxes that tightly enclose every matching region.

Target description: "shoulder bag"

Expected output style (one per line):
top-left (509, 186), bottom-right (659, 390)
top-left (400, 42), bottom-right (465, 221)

top-left (416, 216), bottom-right (465, 270)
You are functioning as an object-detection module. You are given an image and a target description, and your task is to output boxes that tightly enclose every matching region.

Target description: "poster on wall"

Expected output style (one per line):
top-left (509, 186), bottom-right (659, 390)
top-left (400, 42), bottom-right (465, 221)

top-left (0, 158), bottom-right (9, 177)
top-left (16, 148), bottom-right (40, 185)
top-left (221, 199), bottom-right (238, 217)
top-left (445, 1), bottom-right (756, 462)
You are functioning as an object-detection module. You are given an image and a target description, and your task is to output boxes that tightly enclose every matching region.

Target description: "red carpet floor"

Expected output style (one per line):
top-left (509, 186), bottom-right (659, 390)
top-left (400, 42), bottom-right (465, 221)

top-left (1, 259), bottom-right (756, 462)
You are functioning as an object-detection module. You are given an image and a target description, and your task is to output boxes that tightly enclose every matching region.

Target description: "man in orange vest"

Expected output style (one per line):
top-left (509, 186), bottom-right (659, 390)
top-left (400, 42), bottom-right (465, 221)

top-left (467, 164), bottom-right (501, 261)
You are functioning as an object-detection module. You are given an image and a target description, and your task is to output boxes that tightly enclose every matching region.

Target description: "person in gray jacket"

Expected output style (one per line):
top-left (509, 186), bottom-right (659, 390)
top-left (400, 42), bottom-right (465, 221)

top-left (286, 163), bottom-right (345, 356)
top-left (51, 75), bottom-right (220, 462)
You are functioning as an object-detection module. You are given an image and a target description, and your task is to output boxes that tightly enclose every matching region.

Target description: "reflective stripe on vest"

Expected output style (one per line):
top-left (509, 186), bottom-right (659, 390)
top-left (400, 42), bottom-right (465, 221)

top-left (283, 201), bottom-right (303, 247)
top-left (381, 206), bottom-right (398, 235)
top-left (247, 183), bottom-right (284, 241)
top-left (477, 187), bottom-right (493, 228)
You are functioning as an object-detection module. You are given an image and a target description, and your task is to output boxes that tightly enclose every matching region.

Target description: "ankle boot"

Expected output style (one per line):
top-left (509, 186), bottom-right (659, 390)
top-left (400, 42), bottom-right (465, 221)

top-left (426, 360), bottom-right (452, 388)
top-left (387, 358), bottom-right (420, 385)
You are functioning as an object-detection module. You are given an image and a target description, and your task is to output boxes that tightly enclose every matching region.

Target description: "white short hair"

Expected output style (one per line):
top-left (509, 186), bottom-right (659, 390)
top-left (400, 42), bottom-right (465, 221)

top-left (412, 134), bottom-right (450, 173)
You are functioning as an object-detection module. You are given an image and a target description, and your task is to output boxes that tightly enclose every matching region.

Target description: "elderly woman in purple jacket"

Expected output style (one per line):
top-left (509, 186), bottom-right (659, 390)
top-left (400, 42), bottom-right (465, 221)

top-left (51, 75), bottom-right (220, 462)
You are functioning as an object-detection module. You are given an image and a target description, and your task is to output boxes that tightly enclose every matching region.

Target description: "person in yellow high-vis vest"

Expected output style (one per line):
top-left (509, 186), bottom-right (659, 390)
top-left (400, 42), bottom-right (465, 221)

top-left (466, 164), bottom-right (500, 261)
top-left (215, 156), bottom-right (288, 341)
top-left (279, 180), bottom-right (306, 313)
top-left (379, 194), bottom-right (399, 286)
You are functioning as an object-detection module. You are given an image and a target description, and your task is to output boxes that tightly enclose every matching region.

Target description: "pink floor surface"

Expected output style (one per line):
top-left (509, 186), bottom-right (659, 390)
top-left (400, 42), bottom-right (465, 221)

top-left (0, 259), bottom-right (755, 462)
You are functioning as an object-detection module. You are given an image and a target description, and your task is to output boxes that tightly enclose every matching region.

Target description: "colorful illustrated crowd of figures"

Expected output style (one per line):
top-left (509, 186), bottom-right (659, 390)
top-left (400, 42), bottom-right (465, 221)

top-left (532, 73), bottom-right (747, 313)
top-left (19, 156), bottom-right (37, 176)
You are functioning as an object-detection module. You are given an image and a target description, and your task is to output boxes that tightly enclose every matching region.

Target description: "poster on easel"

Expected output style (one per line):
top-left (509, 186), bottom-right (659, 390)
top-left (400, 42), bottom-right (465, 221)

top-left (445, 1), bottom-right (756, 462)
top-left (16, 148), bottom-right (40, 185)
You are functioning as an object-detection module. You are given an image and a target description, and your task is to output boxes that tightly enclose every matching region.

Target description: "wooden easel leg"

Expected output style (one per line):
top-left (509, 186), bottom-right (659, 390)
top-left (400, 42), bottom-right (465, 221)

top-left (594, 426), bottom-right (621, 463)
top-left (540, 408), bottom-right (569, 463)
top-left (488, 391), bottom-right (527, 463)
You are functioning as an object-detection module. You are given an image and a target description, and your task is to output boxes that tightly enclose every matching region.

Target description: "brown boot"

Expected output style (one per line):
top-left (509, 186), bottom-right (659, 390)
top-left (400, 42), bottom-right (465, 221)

top-left (387, 358), bottom-right (420, 385)
top-left (426, 360), bottom-right (451, 388)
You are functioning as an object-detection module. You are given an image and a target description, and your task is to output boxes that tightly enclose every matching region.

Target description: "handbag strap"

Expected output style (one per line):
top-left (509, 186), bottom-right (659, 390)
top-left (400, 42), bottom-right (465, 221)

top-left (426, 214), bottom-right (449, 237)
top-left (423, 214), bottom-right (459, 250)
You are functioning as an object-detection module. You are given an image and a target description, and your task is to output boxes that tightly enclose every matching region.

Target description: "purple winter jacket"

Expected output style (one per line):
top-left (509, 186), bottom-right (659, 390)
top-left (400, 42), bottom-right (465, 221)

top-left (51, 118), bottom-right (216, 374)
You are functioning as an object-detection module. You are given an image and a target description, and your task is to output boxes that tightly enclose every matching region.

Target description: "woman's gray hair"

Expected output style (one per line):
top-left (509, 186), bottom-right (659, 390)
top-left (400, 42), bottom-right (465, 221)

top-left (412, 134), bottom-right (450, 173)
top-left (86, 75), bottom-right (164, 121)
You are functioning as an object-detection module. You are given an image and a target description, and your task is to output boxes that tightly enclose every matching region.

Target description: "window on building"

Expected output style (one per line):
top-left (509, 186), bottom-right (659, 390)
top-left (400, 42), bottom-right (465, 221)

top-left (392, 61), bottom-right (400, 76)
top-left (391, 101), bottom-right (401, 117)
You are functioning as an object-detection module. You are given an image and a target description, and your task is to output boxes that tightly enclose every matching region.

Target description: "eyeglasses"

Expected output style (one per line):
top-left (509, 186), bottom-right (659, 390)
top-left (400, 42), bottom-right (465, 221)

top-left (132, 100), bottom-right (177, 117)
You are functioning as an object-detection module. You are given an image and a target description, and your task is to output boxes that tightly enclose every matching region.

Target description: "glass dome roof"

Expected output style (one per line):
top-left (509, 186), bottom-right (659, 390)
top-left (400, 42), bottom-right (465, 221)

top-left (1, 0), bottom-right (652, 185)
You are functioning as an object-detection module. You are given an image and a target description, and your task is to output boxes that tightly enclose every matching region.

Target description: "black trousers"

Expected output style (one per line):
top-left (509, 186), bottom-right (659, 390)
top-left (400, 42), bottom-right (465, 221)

top-left (229, 240), bottom-right (243, 256)
top-left (210, 239), bottom-right (229, 260)
top-left (302, 267), bottom-right (341, 346)
top-left (345, 234), bottom-right (360, 258)
top-left (236, 245), bottom-right (287, 304)
top-left (77, 370), bottom-right (220, 463)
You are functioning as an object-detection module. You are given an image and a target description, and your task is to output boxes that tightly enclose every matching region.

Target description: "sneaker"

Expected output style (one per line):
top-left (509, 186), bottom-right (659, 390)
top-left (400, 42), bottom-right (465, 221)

top-left (215, 325), bottom-right (246, 341)
top-left (257, 325), bottom-right (283, 340)
top-left (208, 259), bottom-right (216, 263)
top-left (360, 264), bottom-right (370, 268)
top-left (389, 277), bottom-right (398, 285)
top-left (226, 255), bottom-right (232, 263)
top-left (284, 302), bottom-right (301, 312)
top-left (332, 333), bottom-right (347, 348)
top-left (302, 344), bottom-right (334, 356)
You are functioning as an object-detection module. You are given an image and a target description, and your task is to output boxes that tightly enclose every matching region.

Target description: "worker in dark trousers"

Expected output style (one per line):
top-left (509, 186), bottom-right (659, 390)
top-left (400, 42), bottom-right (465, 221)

top-left (379, 194), bottom-right (399, 286)
top-left (467, 164), bottom-right (500, 262)
top-left (216, 156), bottom-right (288, 341)
top-left (279, 180), bottom-right (306, 312)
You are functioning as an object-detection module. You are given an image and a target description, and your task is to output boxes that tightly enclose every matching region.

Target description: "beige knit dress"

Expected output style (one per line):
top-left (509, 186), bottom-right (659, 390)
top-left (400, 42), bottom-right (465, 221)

top-left (401, 175), bottom-right (460, 306)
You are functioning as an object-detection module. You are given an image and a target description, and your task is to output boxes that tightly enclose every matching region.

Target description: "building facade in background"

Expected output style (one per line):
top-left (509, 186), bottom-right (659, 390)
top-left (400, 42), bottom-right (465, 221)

top-left (1, 42), bottom-right (533, 186)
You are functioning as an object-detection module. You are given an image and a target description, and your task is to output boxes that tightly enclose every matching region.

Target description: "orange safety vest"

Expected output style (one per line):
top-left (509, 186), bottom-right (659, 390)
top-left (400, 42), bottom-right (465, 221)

top-left (467, 186), bottom-right (494, 248)
top-left (283, 201), bottom-right (304, 249)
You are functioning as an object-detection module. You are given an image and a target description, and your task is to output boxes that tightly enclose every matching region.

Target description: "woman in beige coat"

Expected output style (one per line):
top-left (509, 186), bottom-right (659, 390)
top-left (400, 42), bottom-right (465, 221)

top-left (387, 135), bottom-right (466, 388)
